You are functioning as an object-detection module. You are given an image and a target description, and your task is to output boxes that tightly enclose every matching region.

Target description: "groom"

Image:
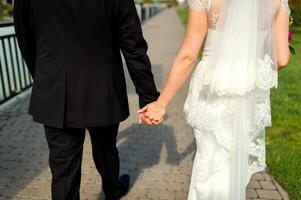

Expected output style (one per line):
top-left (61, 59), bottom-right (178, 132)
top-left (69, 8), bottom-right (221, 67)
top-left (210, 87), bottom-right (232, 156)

top-left (14, 0), bottom-right (160, 199)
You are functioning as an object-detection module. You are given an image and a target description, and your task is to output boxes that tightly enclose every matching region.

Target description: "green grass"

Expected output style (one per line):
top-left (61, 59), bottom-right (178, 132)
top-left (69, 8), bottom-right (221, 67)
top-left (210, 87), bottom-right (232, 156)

top-left (177, 7), bottom-right (301, 200)
top-left (178, 7), bottom-right (189, 25)
top-left (266, 30), bottom-right (301, 200)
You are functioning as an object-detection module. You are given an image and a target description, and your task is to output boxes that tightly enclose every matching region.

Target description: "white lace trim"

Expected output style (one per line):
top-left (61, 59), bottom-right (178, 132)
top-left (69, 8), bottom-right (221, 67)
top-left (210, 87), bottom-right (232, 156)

top-left (194, 54), bottom-right (278, 96)
top-left (184, 54), bottom-right (274, 186)
top-left (248, 139), bottom-right (266, 181)
top-left (184, 93), bottom-right (269, 185)
top-left (188, 0), bottom-right (208, 11)
top-left (249, 140), bottom-right (265, 157)
top-left (185, 97), bottom-right (233, 151)
top-left (192, 137), bottom-right (230, 197)
top-left (188, 2), bottom-right (221, 31)
top-left (251, 90), bottom-right (272, 139)
top-left (209, 12), bottom-right (219, 30)
top-left (280, 0), bottom-right (291, 15)
top-left (256, 55), bottom-right (278, 90)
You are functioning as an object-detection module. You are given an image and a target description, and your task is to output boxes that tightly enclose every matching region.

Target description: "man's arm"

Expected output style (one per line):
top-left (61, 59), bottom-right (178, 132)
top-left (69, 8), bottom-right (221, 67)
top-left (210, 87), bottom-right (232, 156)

top-left (13, 0), bottom-right (36, 78)
top-left (117, 0), bottom-right (160, 108)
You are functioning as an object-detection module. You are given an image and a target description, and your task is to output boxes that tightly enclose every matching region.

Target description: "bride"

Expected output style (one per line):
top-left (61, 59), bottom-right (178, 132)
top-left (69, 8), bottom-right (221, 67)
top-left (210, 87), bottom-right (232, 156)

top-left (138, 0), bottom-right (291, 199)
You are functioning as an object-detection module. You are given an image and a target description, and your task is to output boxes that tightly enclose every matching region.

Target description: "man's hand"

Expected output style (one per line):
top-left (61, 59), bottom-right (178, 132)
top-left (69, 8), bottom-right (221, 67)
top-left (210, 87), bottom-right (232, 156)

top-left (138, 101), bottom-right (166, 126)
top-left (138, 113), bottom-right (155, 126)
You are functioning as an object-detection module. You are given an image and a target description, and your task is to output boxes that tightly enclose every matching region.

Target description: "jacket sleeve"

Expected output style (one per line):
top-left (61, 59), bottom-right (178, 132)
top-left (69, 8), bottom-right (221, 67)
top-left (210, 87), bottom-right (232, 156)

top-left (13, 0), bottom-right (36, 78)
top-left (117, 0), bottom-right (160, 108)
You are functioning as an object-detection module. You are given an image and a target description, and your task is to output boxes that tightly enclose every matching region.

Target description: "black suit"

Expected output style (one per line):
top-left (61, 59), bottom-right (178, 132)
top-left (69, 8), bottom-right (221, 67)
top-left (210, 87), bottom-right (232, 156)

top-left (14, 0), bottom-right (159, 199)
top-left (14, 0), bottom-right (160, 128)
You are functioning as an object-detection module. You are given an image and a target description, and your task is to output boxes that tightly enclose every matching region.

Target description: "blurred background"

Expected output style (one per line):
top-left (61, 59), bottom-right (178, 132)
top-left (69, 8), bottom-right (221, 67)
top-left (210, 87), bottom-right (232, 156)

top-left (0, 0), bottom-right (300, 199)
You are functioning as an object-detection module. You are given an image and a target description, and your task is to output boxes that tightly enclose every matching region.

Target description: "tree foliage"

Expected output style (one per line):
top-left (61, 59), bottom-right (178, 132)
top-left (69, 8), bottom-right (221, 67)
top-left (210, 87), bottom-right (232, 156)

top-left (290, 0), bottom-right (301, 27)
top-left (0, 0), bottom-right (12, 21)
top-left (290, 0), bottom-right (301, 8)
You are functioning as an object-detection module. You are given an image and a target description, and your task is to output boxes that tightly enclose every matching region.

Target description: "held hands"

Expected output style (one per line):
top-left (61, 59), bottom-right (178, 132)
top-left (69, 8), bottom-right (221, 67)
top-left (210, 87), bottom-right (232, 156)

top-left (138, 101), bottom-right (166, 126)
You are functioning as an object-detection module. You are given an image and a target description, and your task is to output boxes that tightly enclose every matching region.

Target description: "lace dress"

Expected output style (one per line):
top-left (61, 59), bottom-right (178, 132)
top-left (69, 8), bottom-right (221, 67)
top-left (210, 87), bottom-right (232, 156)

top-left (184, 0), bottom-right (291, 199)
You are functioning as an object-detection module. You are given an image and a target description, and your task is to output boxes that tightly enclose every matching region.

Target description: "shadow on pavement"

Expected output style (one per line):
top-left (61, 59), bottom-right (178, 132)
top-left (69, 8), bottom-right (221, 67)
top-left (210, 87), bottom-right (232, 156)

top-left (0, 97), bottom-right (49, 199)
top-left (97, 123), bottom-right (195, 199)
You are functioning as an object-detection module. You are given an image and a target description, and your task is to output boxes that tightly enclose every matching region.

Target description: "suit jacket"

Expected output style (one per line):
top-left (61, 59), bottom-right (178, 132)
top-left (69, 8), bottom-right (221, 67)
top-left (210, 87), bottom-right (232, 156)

top-left (14, 0), bottom-right (160, 128)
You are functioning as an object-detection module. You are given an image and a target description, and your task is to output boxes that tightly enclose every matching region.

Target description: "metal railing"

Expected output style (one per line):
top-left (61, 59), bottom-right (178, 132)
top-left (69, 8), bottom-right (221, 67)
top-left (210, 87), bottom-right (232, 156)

top-left (136, 3), bottom-right (167, 22)
top-left (0, 22), bottom-right (33, 105)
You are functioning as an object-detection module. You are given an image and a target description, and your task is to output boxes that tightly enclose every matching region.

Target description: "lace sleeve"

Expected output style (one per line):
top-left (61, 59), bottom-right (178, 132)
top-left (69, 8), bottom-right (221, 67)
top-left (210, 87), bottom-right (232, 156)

top-left (280, 0), bottom-right (291, 15)
top-left (188, 0), bottom-right (208, 11)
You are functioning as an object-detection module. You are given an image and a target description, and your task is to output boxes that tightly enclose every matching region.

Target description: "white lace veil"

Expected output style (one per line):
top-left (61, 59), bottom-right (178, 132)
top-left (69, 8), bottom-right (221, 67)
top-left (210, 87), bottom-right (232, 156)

top-left (204, 0), bottom-right (279, 191)
top-left (185, 0), bottom-right (289, 199)
top-left (201, 0), bottom-right (279, 95)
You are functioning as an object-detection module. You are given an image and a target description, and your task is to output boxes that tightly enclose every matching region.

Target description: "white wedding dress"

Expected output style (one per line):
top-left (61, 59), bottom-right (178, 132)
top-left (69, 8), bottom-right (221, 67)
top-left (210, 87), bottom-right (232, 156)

top-left (183, 0), bottom-right (291, 199)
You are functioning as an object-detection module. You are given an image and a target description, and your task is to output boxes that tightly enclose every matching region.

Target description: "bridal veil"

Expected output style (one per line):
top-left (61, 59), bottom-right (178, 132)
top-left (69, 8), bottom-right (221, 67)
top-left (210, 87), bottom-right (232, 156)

top-left (184, 0), bottom-right (290, 199)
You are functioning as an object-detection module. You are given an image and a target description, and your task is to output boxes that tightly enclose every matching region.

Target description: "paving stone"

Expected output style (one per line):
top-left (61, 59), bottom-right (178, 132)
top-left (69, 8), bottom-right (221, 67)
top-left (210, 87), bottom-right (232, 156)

top-left (148, 188), bottom-right (161, 198)
top-left (83, 183), bottom-right (101, 194)
top-left (251, 199), bottom-right (272, 200)
top-left (260, 181), bottom-right (277, 190)
top-left (175, 191), bottom-right (188, 200)
top-left (126, 187), bottom-right (148, 198)
top-left (143, 171), bottom-right (165, 181)
top-left (80, 192), bottom-right (103, 200)
top-left (248, 180), bottom-right (262, 189)
top-left (247, 188), bottom-right (258, 198)
top-left (256, 189), bottom-right (283, 200)
top-left (272, 177), bottom-right (290, 200)
top-left (262, 172), bottom-right (273, 181)
top-left (252, 173), bottom-right (265, 181)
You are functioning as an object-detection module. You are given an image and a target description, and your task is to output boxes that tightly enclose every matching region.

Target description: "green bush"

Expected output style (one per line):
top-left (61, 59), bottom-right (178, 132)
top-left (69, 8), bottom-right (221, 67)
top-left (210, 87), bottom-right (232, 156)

top-left (0, 1), bottom-right (12, 21)
top-left (290, 0), bottom-right (301, 27)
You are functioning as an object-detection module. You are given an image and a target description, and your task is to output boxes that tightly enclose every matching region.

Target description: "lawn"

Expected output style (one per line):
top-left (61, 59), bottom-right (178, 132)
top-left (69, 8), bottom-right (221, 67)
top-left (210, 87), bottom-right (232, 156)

top-left (177, 7), bottom-right (301, 200)
top-left (266, 26), bottom-right (301, 200)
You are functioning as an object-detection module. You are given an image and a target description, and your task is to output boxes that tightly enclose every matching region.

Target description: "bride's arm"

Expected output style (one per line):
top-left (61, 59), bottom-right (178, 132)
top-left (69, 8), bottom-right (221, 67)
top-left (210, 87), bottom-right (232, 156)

top-left (138, 9), bottom-right (208, 124)
top-left (275, 7), bottom-right (291, 68)
top-left (157, 10), bottom-right (208, 107)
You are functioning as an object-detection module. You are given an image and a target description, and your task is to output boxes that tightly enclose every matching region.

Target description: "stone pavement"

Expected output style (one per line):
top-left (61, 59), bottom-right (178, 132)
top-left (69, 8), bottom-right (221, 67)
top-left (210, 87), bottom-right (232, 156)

top-left (0, 8), bottom-right (289, 200)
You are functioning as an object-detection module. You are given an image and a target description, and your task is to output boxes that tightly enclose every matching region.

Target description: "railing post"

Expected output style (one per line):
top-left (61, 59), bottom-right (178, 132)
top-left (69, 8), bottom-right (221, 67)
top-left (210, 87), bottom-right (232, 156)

top-left (0, 24), bottom-right (33, 104)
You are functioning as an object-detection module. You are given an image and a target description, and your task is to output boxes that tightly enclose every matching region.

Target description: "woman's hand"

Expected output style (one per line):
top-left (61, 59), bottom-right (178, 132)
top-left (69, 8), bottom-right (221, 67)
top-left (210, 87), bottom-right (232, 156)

top-left (138, 101), bottom-right (166, 126)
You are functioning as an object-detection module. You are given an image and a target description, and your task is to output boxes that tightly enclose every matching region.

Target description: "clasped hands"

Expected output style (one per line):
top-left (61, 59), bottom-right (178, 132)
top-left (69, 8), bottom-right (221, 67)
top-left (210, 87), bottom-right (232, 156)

top-left (137, 101), bottom-right (166, 126)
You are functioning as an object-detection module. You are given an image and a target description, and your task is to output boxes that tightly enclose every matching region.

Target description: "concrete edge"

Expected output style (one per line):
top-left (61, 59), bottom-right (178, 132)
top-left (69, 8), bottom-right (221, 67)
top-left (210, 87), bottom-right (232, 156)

top-left (0, 87), bottom-right (32, 112)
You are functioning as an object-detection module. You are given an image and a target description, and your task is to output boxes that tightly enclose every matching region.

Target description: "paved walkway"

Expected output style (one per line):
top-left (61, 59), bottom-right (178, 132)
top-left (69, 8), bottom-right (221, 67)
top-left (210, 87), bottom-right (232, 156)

top-left (0, 8), bottom-right (289, 200)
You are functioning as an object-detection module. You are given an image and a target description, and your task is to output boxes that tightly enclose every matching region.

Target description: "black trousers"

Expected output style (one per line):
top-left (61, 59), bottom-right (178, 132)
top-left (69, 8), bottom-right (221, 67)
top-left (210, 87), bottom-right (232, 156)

top-left (44, 124), bottom-right (123, 200)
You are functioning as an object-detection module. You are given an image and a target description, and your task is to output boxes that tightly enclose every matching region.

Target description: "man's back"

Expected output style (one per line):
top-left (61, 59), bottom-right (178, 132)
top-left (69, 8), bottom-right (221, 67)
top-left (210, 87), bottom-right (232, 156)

top-left (14, 0), bottom-right (160, 128)
top-left (31, 0), bottom-right (117, 72)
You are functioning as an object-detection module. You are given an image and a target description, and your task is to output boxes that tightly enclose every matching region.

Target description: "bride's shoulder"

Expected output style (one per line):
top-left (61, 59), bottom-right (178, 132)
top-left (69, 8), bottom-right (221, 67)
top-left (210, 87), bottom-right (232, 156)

top-left (188, 0), bottom-right (209, 11)
top-left (280, 0), bottom-right (291, 15)
top-left (274, 0), bottom-right (291, 15)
